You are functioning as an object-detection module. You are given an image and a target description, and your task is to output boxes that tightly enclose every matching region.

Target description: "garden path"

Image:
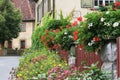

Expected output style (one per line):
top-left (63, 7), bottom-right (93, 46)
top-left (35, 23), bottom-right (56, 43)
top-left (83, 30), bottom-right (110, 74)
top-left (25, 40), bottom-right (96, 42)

top-left (0, 56), bottom-right (20, 80)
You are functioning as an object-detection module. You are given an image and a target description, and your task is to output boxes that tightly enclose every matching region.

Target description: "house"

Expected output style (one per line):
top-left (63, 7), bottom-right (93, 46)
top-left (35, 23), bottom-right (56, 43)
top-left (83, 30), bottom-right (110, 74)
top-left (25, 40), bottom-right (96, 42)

top-left (7, 0), bottom-right (35, 50)
top-left (34, 0), bottom-right (117, 24)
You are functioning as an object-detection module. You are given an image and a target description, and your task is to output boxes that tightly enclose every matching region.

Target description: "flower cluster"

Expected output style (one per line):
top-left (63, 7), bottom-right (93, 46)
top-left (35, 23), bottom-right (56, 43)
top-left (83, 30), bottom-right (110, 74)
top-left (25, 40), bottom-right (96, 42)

top-left (78, 10), bottom-right (120, 52)
top-left (48, 66), bottom-right (79, 80)
top-left (55, 17), bottom-right (82, 51)
top-left (73, 30), bottom-right (78, 41)
top-left (114, 1), bottom-right (120, 9)
top-left (31, 55), bottom-right (47, 63)
top-left (40, 28), bottom-right (60, 50)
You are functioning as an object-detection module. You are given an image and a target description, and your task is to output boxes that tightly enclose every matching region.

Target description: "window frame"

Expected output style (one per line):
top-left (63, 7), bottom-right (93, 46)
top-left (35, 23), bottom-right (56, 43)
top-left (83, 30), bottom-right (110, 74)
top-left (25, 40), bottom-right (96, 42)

top-left (37, 0), bottom-right (52, 23)
top-left (8, 41), bottom-right (12, 49)
top-left (20, 40), bottom-right (26, 49)
top-left (93, 0), bottom-right (116, 8)
top-left (21, 22), bottom-right (26, 32)
top-left (81, 0), bottom-right (93, 8)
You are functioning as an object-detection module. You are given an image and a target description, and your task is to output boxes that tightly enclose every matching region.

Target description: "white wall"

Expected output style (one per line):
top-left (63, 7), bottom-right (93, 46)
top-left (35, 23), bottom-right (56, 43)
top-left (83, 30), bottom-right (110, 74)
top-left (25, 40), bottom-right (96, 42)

top-left (12, 22), bottom-right (34, 49)
top-left (55, 0), bottom-right (92, 18)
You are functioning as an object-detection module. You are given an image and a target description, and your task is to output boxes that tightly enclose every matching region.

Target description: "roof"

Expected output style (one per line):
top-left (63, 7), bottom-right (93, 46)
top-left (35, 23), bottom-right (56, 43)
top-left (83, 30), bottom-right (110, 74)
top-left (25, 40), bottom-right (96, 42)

top-left (11, 0), bottom-right (35, 21)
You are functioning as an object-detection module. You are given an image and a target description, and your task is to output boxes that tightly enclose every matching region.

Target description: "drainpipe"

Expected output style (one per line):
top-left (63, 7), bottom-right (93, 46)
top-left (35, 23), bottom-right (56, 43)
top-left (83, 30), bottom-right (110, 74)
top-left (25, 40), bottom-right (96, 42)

top-left (53, 0), bottom-right (55, 18)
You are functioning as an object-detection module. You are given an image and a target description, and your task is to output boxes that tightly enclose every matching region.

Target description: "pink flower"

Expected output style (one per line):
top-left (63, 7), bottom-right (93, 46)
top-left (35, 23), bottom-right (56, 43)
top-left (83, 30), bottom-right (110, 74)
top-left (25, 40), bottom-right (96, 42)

top-left (71, 66), bottom-right (77, 71)
top-left (64, 70), bottom-right (71, 75)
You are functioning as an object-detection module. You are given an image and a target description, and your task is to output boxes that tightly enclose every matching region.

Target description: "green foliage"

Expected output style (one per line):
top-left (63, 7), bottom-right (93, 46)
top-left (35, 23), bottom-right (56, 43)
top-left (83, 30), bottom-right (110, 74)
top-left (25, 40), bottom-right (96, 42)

top-left (55, 27), bottom-right (78, 50)
top-left (32, 11), bottom-right (72, 50)
top-left (80, 63), bottom-right (111, 80)
top-left (99, 5), bottom-right (108, 11)
top-left (47, 19), bottom-right (62, 30)
top-left (78, 10), bottom-right (120, 52)
top-left (0, 0), bottom-right (22, 44)
top-left (32, 13), bottom-right (52, 49)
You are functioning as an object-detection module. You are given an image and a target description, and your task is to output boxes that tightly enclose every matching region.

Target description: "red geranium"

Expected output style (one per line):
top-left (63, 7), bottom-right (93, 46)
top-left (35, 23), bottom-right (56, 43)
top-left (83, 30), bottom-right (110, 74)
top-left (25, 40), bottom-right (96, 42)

top-left (77, 16), bottom-right (82, 22)
top-left (73, 35), bottom-right (78, 41)
top-left (66, 24), bottom-right (71, 29)
top-left (55, 29), bottom-right (59, 33)
top-left (114, 2), bottom-right (120, 7)
top-left (93, 37), bottom-right (100, 42)
top-left (72, 21), bottom-right (78, 26)
top-left (73, 30), bottom-right (78, 35)
top-left (79, 45), bottom-right (83, 50)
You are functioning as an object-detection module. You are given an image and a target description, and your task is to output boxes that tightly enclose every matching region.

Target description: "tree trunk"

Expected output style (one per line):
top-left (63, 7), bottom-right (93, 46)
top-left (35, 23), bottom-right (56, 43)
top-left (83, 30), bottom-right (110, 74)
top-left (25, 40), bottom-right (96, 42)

top-left (0, 41), bottom-right (7, 56)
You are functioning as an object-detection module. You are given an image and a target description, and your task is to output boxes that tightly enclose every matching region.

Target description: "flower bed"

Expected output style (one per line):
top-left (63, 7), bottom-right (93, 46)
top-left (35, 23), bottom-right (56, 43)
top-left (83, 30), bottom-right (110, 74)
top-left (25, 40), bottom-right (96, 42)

top-left (16, 48), bottom-right (68, 79)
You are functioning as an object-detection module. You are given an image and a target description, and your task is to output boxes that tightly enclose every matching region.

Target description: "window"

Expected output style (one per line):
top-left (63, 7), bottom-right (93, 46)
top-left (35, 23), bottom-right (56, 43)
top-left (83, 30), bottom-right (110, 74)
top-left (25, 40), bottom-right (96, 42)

top-left (36, 0), bottom-right (52, 23)
top-left (81, 0), bottom-right (116, 8)
top-left (8, 41), bottom-right (12, 49)
top-left (94, 0), bottom-right (116, 8)
top-left (43, 0), bottom-right (52, 15)
top-left (21, 23), bottom-right (26, 32)
top-left (20, 40), bottom-right (25, 49)
top-left (81, 0), bottom-right (93, 8)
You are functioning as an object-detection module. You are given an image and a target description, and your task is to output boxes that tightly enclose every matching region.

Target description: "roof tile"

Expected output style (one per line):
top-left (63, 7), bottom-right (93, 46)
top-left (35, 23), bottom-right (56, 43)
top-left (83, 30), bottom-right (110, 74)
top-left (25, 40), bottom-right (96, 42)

top-left (11, 0), bottom-right (35, 20)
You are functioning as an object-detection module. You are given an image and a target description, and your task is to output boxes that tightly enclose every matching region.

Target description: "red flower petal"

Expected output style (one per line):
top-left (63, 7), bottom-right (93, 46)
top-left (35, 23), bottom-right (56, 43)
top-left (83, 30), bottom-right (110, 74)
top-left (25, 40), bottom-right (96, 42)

top-left (55, 29), bottom-right (59, 33)
top-left (72, 21), bottom-right (78, 26)
top-left (73, 35), bottom-right (78, 41)
top-left (77, 16), bottom-right (82, 22)
top-left (73, 30), bottom-right (78, 35)
top-left (93, 37), bottom-right (100, 42)
top-left (79, 45), bottom-right (83, 50)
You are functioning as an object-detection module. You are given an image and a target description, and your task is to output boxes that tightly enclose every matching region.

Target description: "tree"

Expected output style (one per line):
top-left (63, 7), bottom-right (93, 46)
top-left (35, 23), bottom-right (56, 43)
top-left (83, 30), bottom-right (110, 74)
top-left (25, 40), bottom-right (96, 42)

top-left (0, 0), bottom-right (22, 47)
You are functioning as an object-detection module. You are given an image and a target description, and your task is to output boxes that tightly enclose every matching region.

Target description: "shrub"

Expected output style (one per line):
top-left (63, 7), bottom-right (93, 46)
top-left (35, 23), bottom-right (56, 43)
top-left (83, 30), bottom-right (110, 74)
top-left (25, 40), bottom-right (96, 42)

top-left (77, 10), bottom-right (120, 52)
top-left (32, 11), bottom-right (72, 50)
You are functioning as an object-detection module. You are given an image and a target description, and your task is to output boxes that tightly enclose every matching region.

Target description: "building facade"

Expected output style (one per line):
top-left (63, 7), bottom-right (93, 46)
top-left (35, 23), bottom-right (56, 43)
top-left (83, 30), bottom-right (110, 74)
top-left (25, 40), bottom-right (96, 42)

top-left (8, 0), bottom-right (35, 50)
top-left (34, 0), bottom-right (117, 24)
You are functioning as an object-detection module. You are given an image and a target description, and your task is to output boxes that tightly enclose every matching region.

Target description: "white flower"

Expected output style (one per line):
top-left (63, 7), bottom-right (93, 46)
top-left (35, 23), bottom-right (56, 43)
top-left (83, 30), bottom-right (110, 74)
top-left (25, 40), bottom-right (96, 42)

top-left (113, 22), bottom-right (119, 27)
top-left (106, 11), bottom-right (110, 14)
top-left (104, 22), bottom-right (107, 25)
top-left (68, 35), bottom-right (73, 38)
top-left (104, 22), bottom-right (110, 26)
top-left (88, 42), bottom-right (92, 46)
top-left (88, 23), bottom-right (93, 29)
top-left (101, 17), bottom-right (105, 22)
top-left (87, 77), bottom-right (92, 80)
top-left (64, 32), bottom-right (67, 35)
top-left (106, 23), bottom-right (110, 26)
top-left (91, 40), bottom-right (95, 44)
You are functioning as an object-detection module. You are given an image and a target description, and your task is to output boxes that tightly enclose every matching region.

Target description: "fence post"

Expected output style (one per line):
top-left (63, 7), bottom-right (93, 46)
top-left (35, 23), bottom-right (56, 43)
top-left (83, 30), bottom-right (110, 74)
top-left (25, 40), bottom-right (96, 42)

top-left (117, 37), bottom-right (120, 78)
